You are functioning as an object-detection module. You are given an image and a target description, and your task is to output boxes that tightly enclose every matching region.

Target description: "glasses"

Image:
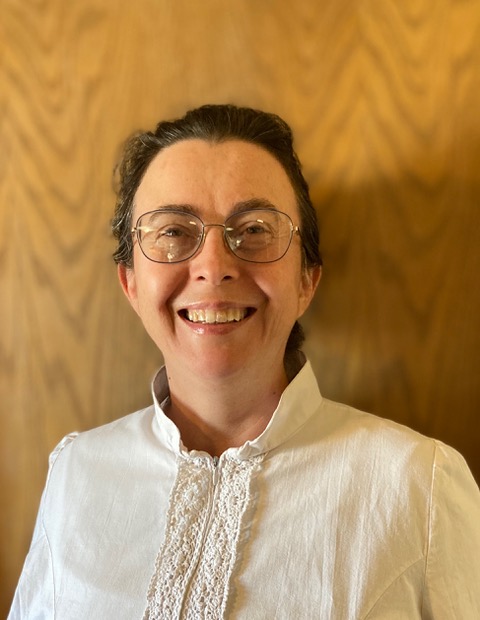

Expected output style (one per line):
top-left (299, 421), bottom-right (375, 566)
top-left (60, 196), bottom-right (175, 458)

top-left (131, 208), bottom-right (300, 264)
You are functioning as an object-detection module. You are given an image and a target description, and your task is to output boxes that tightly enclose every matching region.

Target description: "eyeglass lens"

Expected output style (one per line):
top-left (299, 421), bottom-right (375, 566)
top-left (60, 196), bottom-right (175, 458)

top-left (134, 209), bottom-right (295, 264)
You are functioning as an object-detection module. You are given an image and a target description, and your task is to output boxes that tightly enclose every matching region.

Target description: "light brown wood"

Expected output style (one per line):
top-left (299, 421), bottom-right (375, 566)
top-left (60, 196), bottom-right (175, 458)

top-left (1, 0), bottom-right (479, 613)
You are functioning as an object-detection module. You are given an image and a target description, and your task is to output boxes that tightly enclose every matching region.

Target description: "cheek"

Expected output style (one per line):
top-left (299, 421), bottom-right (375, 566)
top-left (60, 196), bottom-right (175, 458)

top-left (134, 263), bottom-right (185, 312)
top-left (259, 265), bottom-right (306, 314)
top-left (287, 271), bottom-right (314, 319)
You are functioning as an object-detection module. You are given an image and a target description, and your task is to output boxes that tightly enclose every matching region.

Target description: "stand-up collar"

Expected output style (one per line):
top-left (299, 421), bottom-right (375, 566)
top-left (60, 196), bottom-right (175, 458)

top-left (151, 359), bottom-right (323, 460)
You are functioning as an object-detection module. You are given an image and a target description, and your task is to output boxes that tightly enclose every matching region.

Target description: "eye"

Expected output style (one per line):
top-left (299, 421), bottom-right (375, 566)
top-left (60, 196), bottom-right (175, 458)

top-left (243, 222), bottom-right (270, 235)
top-left (145, 224), bottom-right (199, 244)
top-left (229, 220), bottom-right (276, 254)
top-left (236, 219), bottom-right (274, 237)
top-left (158, 226), bottom-right (188, 238)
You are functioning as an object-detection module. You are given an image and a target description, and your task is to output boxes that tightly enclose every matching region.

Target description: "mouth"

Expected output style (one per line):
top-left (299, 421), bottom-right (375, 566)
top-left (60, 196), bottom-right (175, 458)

top-left (179, 307), bottom-right (255, 325)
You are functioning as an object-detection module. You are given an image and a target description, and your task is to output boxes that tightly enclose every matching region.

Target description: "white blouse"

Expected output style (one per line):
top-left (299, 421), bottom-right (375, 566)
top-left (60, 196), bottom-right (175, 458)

top-left (9, 361), bottom-right (480, 619)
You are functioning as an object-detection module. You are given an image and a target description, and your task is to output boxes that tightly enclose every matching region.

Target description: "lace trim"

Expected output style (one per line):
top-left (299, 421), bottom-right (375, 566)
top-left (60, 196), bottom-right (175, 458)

top-left (144, 454), bottom-right (262, 619)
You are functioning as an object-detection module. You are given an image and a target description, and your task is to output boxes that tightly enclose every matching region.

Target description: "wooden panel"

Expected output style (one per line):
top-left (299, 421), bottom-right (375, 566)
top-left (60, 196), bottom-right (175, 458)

top-left (1, 0), bottom-right (479, 613)
top-left (304, 0), bottom-right (480, 466)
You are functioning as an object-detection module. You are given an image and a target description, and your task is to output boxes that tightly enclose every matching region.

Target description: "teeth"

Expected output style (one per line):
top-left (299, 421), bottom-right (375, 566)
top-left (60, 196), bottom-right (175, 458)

top-left (186, 308), bottom-right (248, 324)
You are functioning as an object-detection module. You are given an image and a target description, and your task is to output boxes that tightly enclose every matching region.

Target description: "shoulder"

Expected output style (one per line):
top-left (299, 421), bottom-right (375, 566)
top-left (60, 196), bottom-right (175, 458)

top-left (310, 399), bottom-right (480, 525)
top-left (318, 396), bottom-right (434, 448)
top-left (314, 397), bottom-right (470, 488)
top-left (47, 405), bottom-right (157, 473)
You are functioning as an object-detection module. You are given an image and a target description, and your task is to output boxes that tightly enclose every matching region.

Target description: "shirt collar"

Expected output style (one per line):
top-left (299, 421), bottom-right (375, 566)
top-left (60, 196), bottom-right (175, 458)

top-left (151, 358), bottom-right (323, 460)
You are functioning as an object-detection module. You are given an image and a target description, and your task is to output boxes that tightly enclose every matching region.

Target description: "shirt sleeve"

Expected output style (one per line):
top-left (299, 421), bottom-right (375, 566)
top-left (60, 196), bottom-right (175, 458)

top-left (8, 433), bottom-right (78, 620)
top-left (423, 441), bottom-right (480, 618)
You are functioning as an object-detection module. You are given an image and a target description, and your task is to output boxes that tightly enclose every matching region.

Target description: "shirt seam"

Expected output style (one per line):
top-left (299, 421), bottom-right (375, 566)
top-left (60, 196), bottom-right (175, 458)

top-left (421, 439), bottom-right (438, 617)
top-left (364, 439), bottom-right (437, 619)
top-left (363, 556), bottom-right (425, 619)
top-left (42, 433), bottom-right (78, 618)
top-left (40, 506), bottom-right (56, 619)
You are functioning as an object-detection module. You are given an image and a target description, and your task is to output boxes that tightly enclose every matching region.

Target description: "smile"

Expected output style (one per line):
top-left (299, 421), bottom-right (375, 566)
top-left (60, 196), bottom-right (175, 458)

top-left (181, 308), bottom-right (252, 324)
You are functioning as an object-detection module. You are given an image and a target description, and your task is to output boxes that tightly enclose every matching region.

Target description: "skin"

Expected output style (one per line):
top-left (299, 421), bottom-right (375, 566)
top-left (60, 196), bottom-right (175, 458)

top-left (118, 139), bottom-right (321, 456)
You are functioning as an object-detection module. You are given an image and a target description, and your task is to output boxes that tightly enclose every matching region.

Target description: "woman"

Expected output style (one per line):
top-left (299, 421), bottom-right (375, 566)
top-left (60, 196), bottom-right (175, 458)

top-left (10, 105), bottom-right (480, 619)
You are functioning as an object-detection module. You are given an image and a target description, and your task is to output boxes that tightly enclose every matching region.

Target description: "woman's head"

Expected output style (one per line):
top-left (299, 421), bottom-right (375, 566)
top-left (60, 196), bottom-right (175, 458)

top-left (112, 104), bottom-right (321, 367)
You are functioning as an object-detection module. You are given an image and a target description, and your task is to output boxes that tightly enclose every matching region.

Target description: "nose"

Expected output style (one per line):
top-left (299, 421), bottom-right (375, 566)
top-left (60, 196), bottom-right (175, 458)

top-left (190, 225), bottom-right (240, 284)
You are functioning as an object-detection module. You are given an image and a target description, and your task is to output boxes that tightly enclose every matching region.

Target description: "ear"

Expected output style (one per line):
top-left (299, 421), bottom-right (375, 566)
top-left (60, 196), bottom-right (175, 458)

top-left (298, 265), bottom-right (322, 317)
top-left (117, 264), bottom-right (140, 314)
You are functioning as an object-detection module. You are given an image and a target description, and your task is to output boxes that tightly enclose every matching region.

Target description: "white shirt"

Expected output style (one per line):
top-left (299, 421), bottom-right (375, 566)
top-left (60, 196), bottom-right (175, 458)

top-left (9, 361), bottom-right (480, 619)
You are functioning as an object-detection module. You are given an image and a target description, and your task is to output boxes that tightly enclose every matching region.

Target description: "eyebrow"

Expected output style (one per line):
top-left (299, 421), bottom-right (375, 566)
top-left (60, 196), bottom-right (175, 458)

top-left (231, 198), bottom-right (279, 214)
top-left (149, 198), bottom-right (280, 217)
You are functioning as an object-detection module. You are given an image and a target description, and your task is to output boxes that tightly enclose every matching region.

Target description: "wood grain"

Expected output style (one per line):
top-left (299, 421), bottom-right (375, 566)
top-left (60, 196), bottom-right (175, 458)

top-left (1, 0), bottom-right (479, 613)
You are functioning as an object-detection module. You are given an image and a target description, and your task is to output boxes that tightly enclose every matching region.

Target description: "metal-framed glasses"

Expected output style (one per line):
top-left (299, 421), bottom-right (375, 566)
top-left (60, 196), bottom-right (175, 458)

top-left (131, 208), bottom-right (301, 264)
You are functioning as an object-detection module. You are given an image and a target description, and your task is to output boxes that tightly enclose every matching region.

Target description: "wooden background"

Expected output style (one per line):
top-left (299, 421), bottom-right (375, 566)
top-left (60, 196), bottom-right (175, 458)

top-left (1, 0), bottom-right (479, 613)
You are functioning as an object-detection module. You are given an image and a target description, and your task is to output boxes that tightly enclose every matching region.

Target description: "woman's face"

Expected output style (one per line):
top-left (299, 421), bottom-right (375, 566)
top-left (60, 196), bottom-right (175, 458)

top-left (118, 139), bottom-right (320, 383)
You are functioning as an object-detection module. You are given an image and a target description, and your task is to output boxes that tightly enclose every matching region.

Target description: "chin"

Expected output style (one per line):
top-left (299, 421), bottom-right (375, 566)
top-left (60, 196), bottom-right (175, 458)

top-left (187, 351), bottom-right (251, 381)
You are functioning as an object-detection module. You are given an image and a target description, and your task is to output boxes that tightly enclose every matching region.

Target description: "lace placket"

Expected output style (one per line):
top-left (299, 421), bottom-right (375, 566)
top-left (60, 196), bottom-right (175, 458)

top-left (144, 453), bottom-right (262, 619)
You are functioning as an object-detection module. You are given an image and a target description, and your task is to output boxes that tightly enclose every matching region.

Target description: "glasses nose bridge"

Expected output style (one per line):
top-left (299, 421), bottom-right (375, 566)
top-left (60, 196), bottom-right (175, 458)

top-left (193, 220), bottom-right (238, 269)
top-left (200, 221), bottom-right (230, 247)
top-left (202, 222), bottom-right (227, 233)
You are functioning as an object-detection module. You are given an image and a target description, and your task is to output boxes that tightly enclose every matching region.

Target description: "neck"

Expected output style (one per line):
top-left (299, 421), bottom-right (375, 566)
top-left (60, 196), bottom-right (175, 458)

top-left (164, 363), bottom-right (289, 457)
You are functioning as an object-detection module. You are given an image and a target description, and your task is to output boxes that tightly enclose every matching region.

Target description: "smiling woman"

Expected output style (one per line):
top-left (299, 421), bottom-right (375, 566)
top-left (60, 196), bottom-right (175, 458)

top-left (8, 105), bottom-right (480, 619)
top-left (117, 135), bottom-right (318, 403)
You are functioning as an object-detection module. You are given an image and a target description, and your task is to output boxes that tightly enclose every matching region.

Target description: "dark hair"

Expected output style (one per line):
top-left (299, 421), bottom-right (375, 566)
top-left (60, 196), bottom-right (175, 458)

top-left (112, 104), bottom-right (322, 363)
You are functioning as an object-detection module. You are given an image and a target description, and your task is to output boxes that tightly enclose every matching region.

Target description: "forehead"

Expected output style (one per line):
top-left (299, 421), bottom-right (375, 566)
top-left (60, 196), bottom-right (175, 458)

top-left (133, 139), bottom-right (298, 219)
